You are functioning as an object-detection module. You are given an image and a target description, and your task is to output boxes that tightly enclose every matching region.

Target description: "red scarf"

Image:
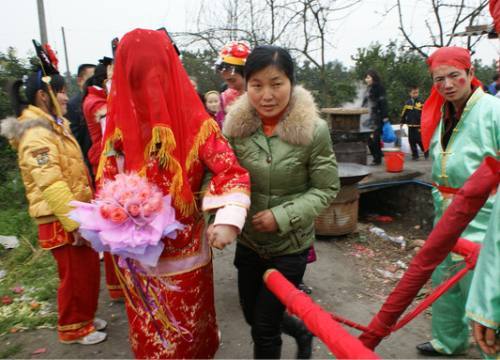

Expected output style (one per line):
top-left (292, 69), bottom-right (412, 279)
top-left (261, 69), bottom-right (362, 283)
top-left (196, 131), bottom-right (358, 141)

top-left (98, 29), bottom-right (217, 216)
top-left (421, 46), bottom-right (482, 151)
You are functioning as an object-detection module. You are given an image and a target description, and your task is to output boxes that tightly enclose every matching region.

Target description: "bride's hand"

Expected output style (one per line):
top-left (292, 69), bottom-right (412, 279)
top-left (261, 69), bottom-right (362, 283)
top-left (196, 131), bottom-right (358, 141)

top-left (207, 224), bottom-right (238, 250)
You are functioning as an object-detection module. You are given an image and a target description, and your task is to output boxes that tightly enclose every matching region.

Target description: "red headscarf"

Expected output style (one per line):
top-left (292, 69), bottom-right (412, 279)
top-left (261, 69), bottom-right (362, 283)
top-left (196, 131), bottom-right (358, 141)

top-left (421, 46), bottom-right (482, 150)
top-left (98, 28), bottom-right (218, 216)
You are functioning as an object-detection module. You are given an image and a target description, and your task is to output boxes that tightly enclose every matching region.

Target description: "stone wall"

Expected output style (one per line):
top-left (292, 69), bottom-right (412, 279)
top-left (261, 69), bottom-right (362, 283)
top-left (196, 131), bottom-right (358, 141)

top-left (359, 183), bottom-right (434, 231)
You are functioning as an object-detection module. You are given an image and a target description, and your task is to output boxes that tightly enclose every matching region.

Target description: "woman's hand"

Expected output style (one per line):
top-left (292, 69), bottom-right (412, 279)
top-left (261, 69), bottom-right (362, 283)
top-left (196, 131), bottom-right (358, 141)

top-left (252, 210), bottom-right (278, 233)
top-left (207, 224), bottom-right (238, 250)
top-left (472, 321), bottom-right (500, 355)
top-left (71, 230), bottom-right (86, 246)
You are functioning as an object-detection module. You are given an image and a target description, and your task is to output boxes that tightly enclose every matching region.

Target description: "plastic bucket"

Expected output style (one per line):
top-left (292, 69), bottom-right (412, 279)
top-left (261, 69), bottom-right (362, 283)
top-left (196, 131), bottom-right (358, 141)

top-left (383, 148), bottom-right (404, 172)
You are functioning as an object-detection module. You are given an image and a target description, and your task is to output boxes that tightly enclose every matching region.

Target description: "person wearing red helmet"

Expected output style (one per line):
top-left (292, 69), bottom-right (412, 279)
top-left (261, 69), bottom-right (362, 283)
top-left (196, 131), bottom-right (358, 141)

top-left (215, 40), bottom-right (251, 125)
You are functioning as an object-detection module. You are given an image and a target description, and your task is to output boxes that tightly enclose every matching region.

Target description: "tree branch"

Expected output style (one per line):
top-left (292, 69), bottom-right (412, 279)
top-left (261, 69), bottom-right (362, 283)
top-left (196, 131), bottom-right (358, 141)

top-left (396, 0), bottom-right (429, 57)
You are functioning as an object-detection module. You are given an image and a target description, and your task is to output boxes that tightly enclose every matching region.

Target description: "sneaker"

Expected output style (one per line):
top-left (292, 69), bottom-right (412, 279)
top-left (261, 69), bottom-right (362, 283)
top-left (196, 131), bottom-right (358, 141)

top-left (94, 318), bottom-right (107, 331)
top-left (62, 331), bottom-right (107, 345)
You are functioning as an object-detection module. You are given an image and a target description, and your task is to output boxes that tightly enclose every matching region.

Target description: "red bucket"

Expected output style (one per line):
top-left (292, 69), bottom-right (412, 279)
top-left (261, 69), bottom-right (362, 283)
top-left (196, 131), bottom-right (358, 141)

top-left (383, 148), bottom-right (404, 172)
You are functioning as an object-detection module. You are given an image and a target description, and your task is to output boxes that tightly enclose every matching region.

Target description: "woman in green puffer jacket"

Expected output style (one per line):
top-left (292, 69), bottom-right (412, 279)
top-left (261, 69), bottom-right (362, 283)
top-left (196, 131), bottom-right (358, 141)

top-left (222, 45), bottom-right (339, 359)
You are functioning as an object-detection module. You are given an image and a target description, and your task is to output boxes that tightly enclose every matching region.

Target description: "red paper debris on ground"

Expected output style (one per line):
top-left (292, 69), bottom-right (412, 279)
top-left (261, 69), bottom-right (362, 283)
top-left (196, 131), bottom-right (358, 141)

top-left (1, 295), bottom-right (13, 305)
top-left (367, 215), bottom-right (394, 223)
top-left (31, 348), bottom-right (47, 355)
top-left (352, 244), bottom-right (375, 258)
top-left (30, 301), bottom-right (40, 310)
top-left (11, 285), bottom-right (24, 294)
top-left (375, 216), bottom-right (393, 223)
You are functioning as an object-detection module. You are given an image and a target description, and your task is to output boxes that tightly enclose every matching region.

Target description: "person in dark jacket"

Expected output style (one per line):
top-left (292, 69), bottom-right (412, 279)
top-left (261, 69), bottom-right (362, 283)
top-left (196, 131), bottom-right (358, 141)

top-left (400, 86), bottom-right (428, 160)
top-left (67, 63), bottom-right (95, 175)
top-left (223, 45), bottom-right (339, 359)
top-left (362, 69), bottom-right (389, 165)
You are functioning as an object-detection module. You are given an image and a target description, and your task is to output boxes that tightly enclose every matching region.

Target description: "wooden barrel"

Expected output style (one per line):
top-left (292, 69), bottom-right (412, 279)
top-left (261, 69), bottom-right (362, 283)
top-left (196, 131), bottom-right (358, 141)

top-left (333, 142), bottom-right (367, 165)
top-left (321, 108), bottom-right (369, 131)
top-left (315, 185), bottom-right (359, 236)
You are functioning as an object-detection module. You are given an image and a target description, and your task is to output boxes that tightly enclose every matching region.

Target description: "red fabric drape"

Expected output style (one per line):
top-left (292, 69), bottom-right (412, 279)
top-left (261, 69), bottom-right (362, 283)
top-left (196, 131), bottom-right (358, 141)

top-left (359, 157), bottom-right (500, 349)
top-left (101, 29), bottom-right (216, 215)
top-left (421, 47), bottom-right (482, 150)
top-left (265, 269), bottom-right (380, 359)
top-left (490, 0), bottom-right (500, 33)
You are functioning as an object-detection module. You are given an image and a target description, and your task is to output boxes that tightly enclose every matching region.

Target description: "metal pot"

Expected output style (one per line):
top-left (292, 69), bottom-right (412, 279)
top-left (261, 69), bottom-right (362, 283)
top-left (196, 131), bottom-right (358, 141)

top-left (338, 162), bottom-right (371, 185)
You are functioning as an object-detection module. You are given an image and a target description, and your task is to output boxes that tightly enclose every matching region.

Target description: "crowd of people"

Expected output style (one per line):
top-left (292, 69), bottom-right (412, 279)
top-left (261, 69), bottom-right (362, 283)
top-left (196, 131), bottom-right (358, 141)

top-left (0, 27), bottom-right (498, 359)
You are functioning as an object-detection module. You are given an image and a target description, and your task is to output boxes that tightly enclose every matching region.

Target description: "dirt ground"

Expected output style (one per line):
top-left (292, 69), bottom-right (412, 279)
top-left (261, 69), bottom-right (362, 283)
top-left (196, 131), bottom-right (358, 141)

top-left (0, 218), bottom-right (481, 359)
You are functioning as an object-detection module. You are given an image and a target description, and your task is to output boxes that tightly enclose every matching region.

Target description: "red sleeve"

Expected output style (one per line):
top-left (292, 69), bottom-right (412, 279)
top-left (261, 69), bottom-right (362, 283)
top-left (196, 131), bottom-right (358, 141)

top-left (199, 131), bottom-right (250, 210)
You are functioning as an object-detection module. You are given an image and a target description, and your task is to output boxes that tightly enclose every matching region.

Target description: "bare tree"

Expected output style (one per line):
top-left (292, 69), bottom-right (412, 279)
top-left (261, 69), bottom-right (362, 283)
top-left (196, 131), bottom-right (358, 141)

top-left (283, 0), bottom-right (361, 104)
top-left (173, 0), bottom-right (361, 105)
top-left (395, 0), bottom-right (489, 58)
top-left (172, 0), bottom-right (302, 55)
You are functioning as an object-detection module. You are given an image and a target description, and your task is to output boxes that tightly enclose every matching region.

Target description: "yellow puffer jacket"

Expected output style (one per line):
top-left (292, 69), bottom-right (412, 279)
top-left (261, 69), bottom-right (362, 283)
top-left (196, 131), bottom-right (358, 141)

top-left (1, 105), bottom-right (92, 231)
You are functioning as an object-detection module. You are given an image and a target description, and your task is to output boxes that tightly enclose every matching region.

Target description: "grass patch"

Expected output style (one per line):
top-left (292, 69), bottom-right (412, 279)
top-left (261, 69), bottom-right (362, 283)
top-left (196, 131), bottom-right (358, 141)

top-left (0, 343), bottom-right (23, 359)
top-left (0, 168), bottom-right (58, 335)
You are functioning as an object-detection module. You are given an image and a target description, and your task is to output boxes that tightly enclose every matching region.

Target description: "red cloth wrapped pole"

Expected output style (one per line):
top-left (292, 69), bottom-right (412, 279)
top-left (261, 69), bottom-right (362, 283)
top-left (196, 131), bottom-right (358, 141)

top-left (331, 313), bottom-right (369, 333)
top-left (264, 269), bottom-right (379, 359)
top-left (359, 157), bottom-right (500, 349)
top-left (392, 239), bottom-right (479, 331)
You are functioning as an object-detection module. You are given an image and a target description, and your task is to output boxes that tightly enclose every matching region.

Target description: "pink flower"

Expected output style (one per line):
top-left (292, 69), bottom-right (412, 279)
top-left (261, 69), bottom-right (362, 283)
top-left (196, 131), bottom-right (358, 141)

top-left (118, 191), bottom-right (133, 206)
top-left (127, 176), bottom-right (140, 187)
top-left (142, 203), bottom-right (154, 217)
top-left (137, 188), bottom-right (151, 203)
top-left (99, 204), bottom-right (113, 219)
top-left (11, 286), bottom-right (24, 294)
top-left (110, 207), bottom-right (128, 223)
top-left (127, 203), bottom-right (141, 217)
top-left (147, 196), bottom-right (163, 212)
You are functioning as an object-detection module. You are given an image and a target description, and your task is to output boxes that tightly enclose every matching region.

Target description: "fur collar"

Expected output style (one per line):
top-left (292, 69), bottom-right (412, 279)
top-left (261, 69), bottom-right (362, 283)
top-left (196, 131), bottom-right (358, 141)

top-left (1, 117), bottom-right (53, 149)
top-left (223, 85), bottom-right (320, 146)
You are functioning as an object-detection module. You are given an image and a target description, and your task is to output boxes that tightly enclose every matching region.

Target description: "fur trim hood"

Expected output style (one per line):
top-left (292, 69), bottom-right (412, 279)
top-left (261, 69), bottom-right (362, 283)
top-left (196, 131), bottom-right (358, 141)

top-left (1, 117), bottom-right (52, 149)
top-left (223, 85), bottom-right (321, 146)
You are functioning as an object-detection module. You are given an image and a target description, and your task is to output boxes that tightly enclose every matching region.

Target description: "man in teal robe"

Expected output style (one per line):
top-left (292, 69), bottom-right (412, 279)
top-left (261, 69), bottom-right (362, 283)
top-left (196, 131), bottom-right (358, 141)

top-left (416, 46), bottom-right (500, 357)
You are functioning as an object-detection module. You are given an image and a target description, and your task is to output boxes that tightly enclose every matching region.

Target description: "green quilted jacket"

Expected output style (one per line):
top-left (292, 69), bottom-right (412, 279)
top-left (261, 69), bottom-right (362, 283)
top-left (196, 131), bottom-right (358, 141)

top-left (223, 86), bottom-right (339, 257)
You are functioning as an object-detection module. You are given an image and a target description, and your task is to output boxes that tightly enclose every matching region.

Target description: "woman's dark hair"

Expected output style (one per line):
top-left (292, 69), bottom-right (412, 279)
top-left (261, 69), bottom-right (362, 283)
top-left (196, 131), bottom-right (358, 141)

top-left (82, 63), bottom-right (108, 100)
top-left (8, 70), bottom-right (65, 116)
top-left (365, 69), bottom-right (382, 85)
top-left (244, 45), bottom-right (295, 85)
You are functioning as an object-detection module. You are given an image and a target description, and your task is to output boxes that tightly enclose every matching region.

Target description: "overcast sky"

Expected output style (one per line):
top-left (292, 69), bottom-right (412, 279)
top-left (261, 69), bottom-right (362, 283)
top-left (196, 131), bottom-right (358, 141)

top-left (1, 0), bottom-right (499, 75)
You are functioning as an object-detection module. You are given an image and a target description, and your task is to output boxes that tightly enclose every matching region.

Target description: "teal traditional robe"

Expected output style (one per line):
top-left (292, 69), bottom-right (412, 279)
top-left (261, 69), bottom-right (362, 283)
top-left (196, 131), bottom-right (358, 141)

top-left (429, 87), bottom-right (500, 355)
top-left (466, 187), bottom-right (500, 330)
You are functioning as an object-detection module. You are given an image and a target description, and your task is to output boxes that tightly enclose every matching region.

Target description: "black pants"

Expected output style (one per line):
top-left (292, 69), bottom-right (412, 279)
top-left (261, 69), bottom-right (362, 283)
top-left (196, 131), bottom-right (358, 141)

top-left (408, 127), bottom-right (427, 159)
top-left (234, 244), bottom-right (308, 358)
top-left (368, 127), bottom-right (383, 163)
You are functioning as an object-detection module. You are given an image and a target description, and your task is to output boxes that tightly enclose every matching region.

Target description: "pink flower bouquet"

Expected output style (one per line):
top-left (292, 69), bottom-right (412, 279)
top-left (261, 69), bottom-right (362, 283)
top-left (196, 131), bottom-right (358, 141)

top-left (69, 173), bottom-right (184, 267)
